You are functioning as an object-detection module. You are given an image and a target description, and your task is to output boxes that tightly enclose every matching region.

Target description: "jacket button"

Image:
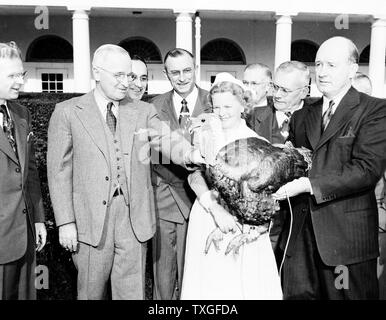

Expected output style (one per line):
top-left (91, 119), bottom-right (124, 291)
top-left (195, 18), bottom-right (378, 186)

top-left (103, 200), bottom-right (106, 205)
top-left (22, 208), bottom-right (27, 214)
top-left (15, 167), bottom-right (20, 173)
top-left (302, 208), bottom-right (307, 213)
top-left (105, 176), bottom-right (109, 181)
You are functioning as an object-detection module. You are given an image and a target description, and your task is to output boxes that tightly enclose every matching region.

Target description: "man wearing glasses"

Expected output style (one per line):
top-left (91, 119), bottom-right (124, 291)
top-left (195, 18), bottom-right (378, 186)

top-left (150, 48), bottom-right (211, 300)
top-left (0, 41), bottom-right (46, 299)
top-left (127, 55), bottom-right (148, 101)
top-left (47, 44), bottom-right (201, 300)
top-left (249, 61), bottom-right (310, 145)
top-left (242, 63), bottom-right (273, 129)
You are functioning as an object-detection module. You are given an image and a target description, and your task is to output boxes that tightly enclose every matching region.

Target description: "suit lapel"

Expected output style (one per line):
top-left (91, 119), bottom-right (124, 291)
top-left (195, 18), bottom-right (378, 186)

top-left (160, 91), bottom-right (179, 129)
top-left (74, 91), bottom-right (109, 160)
top-left (305, 99), bottom-right (323, 151)
top-left (9, 102), bottom-right (27, 174)
top-left (254, 107), bottom-right (273, 142)
top-left (192, 87), bottom-right (210, 117)
top-left (0, 102), bottom-right (20, 165)
top-left (315, 87), bottom-right (360, 152)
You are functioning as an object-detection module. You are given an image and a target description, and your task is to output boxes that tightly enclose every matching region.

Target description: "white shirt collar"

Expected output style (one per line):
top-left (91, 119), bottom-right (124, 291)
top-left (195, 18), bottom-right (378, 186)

top-left (275, 100), bottom-right (304, 128)
top-left (0, 101), bottom-right (10, 129)
top-left (173, 86), bottom-right (198, 118)
top-left (94, 88), bottom-right (119, 119)
top-left (322, 85), bottom-right (351, 115)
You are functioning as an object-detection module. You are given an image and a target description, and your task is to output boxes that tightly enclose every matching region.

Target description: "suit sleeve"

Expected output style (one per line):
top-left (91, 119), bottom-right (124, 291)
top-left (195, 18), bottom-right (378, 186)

top-left (146, 103), bottom-right (193, 167)
top-left (310, 100), bottom-right (386, 204)
top-left (47, 104), bottom-right (75, 227)
top-left (26, 110), bottom-right (45, 223)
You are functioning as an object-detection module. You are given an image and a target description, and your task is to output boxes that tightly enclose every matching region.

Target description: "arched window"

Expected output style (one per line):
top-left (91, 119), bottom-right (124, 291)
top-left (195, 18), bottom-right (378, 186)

top-left (359, 45), bottom-right (386, 64)
top-left (26, 35), bottom-right (73, 62)
top-left (201, 38), bottom-right (246, 65)
top-left (291, 40), bottom-right (319, 63)
top-left (118, 37), bottom-right (162, 63)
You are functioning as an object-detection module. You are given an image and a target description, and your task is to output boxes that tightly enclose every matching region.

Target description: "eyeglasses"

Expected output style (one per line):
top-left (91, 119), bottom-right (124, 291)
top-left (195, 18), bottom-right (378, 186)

top-left (8, 71), bottom-right (27, 80)
top-left (271, 83), bottom-right (307, 96)
top-left (130, 74), bottom-right (148, 83)
top-left (95, 66), bottom-right (136, 82)
top-left (166, 68), bottom-right (193, 79)
top-left (242, 80), bottom-right (269, 87)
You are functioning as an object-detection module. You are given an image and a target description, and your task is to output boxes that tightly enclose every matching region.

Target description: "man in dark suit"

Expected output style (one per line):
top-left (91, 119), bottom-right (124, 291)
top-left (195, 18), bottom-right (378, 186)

top-left (248, 61), bottom-right (309, 144)
top-left (150, 48), bottom-right (211, 300)
top-left (273, 36), bottom-right (386, 299)
top-left (0, 41), bottom-right (46, 300)
top-left (249, 61), bottom-right (310, 253)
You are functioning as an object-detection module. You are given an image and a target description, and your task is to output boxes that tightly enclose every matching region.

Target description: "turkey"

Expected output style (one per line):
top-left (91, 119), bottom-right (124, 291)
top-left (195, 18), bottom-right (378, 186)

top-left (191, 114), bottom-right (312, 255)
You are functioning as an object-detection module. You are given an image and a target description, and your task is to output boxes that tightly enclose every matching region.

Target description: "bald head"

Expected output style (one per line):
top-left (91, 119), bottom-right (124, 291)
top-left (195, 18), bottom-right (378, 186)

top-left (92, 44), bottom-right (131, 68)
top-left (315, 36), bottom-right (359, 99)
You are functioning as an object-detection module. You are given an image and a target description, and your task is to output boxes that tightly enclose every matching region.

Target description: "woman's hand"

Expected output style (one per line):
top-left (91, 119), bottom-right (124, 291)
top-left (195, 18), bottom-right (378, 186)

top-left (210, 202), bottom-right (238, 234)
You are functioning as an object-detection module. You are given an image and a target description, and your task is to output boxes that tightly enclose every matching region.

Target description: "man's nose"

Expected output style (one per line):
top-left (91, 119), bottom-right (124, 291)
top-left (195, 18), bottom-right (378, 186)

top-left (178, 71), bottom-right (186, 82)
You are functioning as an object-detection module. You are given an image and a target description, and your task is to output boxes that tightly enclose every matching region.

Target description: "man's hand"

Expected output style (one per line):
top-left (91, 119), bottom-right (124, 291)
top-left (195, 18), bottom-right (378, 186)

top-left (35, 222), bottom-right (47, 252)
top-left (59, 223), bottom-right (78, 252)
top-left (272, 177), bottom-right (312, 201)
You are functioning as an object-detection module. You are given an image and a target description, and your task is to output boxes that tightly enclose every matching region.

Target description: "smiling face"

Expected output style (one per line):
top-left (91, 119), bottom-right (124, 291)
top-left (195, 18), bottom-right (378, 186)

top-left (128, 59), bottom-right (148, 101)
top-left (93, 51), bottom-right (132, 102)
top-left (164, 53), bottom-right (196, 97)
top-left (0, 58), bottom-right (24, 102)
top-left (315, 38), bottom-right (358, 99)
top-left (212, 91), bottom-right (244, 130)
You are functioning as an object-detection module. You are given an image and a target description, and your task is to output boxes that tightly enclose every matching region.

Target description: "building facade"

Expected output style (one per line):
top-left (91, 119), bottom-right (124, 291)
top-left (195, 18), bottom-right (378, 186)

top-left (0, 0), bottom-right (385, 97)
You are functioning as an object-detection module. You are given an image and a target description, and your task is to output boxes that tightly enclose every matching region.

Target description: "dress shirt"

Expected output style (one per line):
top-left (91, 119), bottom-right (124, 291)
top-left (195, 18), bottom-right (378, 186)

top-left (0, 101), bottom-right (10, 130)
top-left (94, 88), bottom-right (119, 120)
top-left (275, 100), bottom-right (304, 128)
top-left (173, 86), bottom-right (198, 118)
top-left (322, 85), bottom-right (351, 115)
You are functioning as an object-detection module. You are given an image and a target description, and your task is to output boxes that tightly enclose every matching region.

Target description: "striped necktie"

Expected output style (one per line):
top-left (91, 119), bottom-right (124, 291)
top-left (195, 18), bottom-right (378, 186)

top-left (106, 102), bottom-right (116, 135)
top-left (0, 104), bottom-right (18, 155)
top-left (322, 100), bottom-right (335, 131)
top-left (179, 99), bottom-right (190, 129)
top-left (280, 111), bottom-right (291, 135)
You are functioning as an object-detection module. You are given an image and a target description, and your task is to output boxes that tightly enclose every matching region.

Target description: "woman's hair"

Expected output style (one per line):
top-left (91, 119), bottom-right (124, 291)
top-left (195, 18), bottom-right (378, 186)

top-left (0, 41), bottom-right (22, 60)
top-left (209, 81), bottom-right (248, 107)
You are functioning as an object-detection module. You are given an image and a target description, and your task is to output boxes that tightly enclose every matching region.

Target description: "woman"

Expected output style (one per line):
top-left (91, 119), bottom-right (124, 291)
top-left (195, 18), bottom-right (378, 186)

top-left (180, 73), bottom-right (282, 300)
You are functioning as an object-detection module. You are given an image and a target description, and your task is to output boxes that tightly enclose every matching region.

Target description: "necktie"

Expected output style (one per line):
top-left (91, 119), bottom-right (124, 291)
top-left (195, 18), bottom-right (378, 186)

top-left (106, 102), bottom-right (116, 135)
top-left (280, 112), bottom-right (291, 136)
top-left (322, 100), bottom-right (334, 131)
top-left (179, 99), bottom-right (190, 130)
top-left (0, 104), bottom-right (17, 155)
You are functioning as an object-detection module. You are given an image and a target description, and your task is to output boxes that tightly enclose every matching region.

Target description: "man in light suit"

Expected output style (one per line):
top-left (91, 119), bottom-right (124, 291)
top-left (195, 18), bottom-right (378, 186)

top-left (0, 41), bottom-right (46, 300)
top-left (150, 48), bottom-right (211, 300)
top-left (47, 44), bottom-right (199, 300)
top-left (274, 36), bottom-right (386, 299)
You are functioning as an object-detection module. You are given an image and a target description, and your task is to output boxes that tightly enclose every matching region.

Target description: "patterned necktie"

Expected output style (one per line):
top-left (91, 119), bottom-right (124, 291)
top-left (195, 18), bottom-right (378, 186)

top-left (322, 100), bottom-right (335, 131)
top-left (280, 111), bottom-right (291, 136)
top-left (106, 102), bottom-right (116, 135)
top-left (0, 104), bottom-right (17, 154)
top-left (179, 99), bottom-right (190, 129)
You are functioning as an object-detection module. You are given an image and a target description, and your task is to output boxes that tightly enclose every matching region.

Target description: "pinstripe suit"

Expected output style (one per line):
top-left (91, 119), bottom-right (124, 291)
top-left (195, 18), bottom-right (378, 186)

top-left (280, 87), bottom-right (386, 299)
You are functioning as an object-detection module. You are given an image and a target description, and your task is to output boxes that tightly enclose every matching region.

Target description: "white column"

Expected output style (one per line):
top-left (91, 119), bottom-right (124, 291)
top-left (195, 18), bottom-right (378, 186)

top-left (174, 10), bottom-right (195, 52)
top-left (68, 7), bottom-right (91, 93)
top-left (369, 17), bottom-right (386, 98)
top-left (274, 14), bottom-right (297, 70)
top-left (195, 12), bottom-right (201, 85)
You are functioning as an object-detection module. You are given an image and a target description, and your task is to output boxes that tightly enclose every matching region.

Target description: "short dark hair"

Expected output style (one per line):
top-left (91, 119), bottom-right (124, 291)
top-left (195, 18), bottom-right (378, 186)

top-left (131, 54), bottom-right (148, 69)
top-left (164, 48), bottom-right (194, 66)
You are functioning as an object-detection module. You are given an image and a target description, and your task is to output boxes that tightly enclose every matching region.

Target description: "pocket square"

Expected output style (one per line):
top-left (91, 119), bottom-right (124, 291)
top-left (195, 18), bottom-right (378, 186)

top-left (27, 131), bottom-right (34, 142)
top-left (340, 126), bottom-right (355, 138)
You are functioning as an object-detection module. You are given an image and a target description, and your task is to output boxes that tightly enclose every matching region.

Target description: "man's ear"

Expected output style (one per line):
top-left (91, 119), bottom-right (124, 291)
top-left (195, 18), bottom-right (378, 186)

top-left (93, 66), bottom-right (100, 82)
top-left (349, 63), bottom-right (359, 79)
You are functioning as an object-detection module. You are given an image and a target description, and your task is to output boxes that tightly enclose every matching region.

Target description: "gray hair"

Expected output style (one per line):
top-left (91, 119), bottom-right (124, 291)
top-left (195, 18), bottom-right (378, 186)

top-left (92, 44), bottom-right (131, 67)
top-left (0, 41), bottom-right (22, 60)
top-left (244, 63), bottom-right (272, 80)
top-left (275, 61), bottom-right (310, 86)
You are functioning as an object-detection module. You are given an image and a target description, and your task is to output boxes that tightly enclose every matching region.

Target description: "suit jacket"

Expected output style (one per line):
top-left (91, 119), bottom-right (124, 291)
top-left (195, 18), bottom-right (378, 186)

top-left (284, 87), bottom-right (386, 266)
top-left (0, 101), bottom-right (45, 264)
top-left (47, 91), bottom-right (191, 245)
top-left (150, 87), bottom-right (211, 223)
